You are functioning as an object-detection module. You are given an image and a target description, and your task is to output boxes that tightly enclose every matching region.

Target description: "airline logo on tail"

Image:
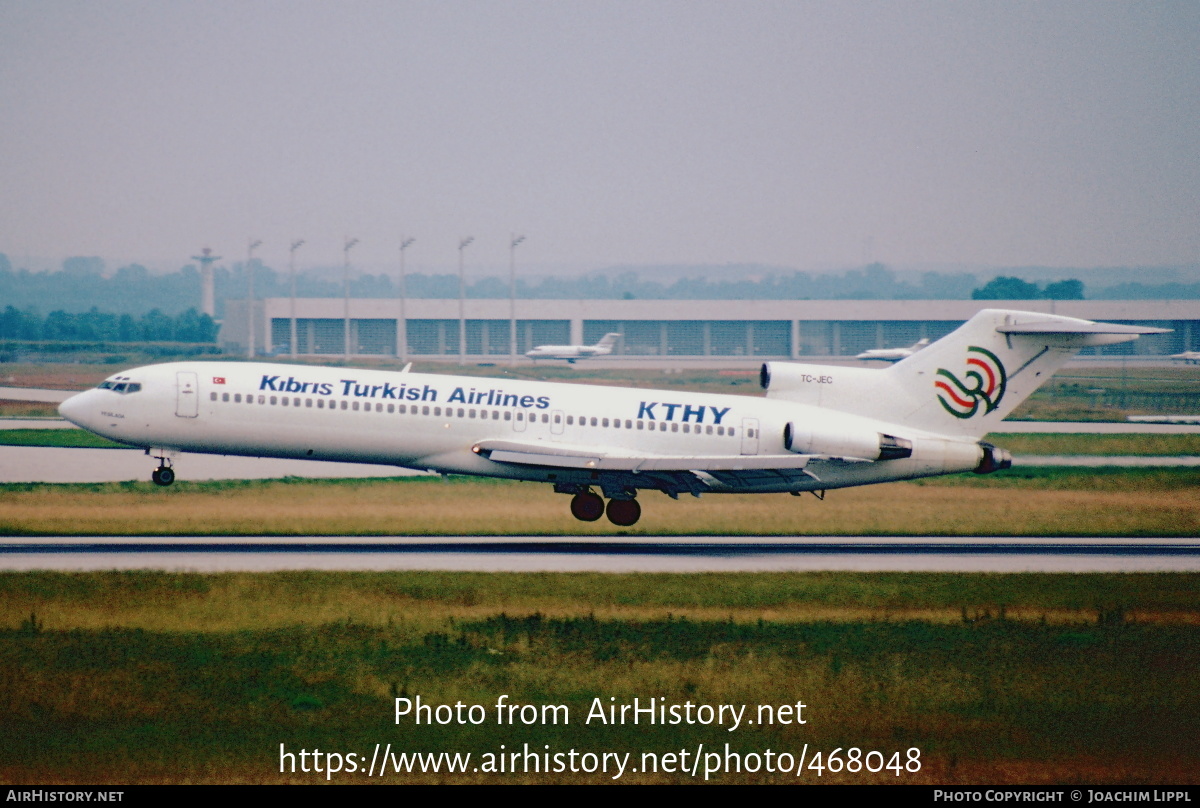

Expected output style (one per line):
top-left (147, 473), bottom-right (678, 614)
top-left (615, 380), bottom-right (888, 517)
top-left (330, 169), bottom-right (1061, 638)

top-left (935, 346), bottom-right (1008, 419)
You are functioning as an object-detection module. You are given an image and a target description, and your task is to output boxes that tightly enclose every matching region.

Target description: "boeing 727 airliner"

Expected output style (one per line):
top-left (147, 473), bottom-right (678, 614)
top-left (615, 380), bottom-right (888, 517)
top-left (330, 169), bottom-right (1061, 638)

top-left (58, 310), bottom-right (1165, 526)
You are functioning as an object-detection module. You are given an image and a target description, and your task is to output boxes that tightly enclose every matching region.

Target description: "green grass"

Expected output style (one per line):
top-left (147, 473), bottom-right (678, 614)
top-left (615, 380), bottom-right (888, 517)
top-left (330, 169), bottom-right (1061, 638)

top-left (0, 428), bottom-right (128, 448)
top-left (986, 432), bottom-right (1200, 456)
top-left (915, 465), bottom-right (1200, 489)
top-left (1009, 367), bottom-right (1200, 420)
top-left (1, 571), bottom-right (1198, 784)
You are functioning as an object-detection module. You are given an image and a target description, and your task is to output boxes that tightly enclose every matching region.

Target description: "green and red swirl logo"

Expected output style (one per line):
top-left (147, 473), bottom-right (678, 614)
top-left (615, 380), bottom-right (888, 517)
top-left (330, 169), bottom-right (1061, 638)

top-left (935, 346), bottom-right (1007, 419)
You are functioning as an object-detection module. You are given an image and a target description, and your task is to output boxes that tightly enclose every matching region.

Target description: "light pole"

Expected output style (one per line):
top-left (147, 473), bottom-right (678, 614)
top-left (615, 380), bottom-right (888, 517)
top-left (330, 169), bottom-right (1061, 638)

top-left (509, 234), bottom-right (525, 365)
top-left (398, 237), bottom-right (414, 362)
top-left (246, 239), bottom-right (262, 358)
top-left (457, 236), bottom-right (473, 364)
top-left (288, 239), bottom-right (304, 358)
top-left (343, 236), bottom-right (359, 359)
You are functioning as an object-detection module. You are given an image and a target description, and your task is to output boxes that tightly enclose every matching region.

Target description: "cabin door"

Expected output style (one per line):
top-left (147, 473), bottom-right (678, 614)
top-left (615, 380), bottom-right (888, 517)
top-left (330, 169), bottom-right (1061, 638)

top-left (740, 417), bottom-right (759, 455)
top-left (175, 371), bottom-right (199, 418)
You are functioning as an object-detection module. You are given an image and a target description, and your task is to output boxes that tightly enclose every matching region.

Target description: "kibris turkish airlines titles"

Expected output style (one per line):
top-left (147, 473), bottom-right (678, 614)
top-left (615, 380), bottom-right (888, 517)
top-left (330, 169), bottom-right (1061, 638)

top-left (258, 373), bottom-right (551, 410)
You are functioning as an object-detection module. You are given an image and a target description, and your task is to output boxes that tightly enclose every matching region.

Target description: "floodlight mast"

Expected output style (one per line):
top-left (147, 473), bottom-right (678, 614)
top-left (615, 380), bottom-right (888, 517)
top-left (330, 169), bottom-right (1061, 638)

top-left (343, 237), bottom-right (359, 359)
top-left (398, 237), bottom-right (415, 361)
top-left (509, 234), bottom-right (525, 365)
top-left (457, 236), bottom-right (474, 365)
top-left (289, 239), bottom-right (305, 358)
top-left (246, 239), bottom-right (262, 359)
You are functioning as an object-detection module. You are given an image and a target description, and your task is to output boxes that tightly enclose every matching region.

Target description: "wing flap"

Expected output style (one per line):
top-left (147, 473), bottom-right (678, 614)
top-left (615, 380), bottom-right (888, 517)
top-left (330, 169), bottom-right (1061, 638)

top-left (474, 439), bottom-right (825, 472)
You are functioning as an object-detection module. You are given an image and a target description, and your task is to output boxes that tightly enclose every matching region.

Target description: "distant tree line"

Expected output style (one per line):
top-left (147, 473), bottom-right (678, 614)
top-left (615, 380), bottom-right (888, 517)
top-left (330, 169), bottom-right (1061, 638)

top-left (0, 306), bottom-right (217, 343)
top-left (0, 254), bottom-right (209, 316)
top-left (971, 276), bottom-right (1085, 300)
top-left (3, 253), bottom-right (1198, 321)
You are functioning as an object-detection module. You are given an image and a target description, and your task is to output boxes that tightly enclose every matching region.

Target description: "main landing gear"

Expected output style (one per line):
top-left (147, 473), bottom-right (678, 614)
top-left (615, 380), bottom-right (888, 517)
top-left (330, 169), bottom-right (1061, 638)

top-left (567, 488), bottom-right (641, 526)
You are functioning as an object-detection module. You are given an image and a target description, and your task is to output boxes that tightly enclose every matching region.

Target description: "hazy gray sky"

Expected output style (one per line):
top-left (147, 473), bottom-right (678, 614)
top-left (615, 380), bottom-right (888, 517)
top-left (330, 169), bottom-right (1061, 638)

top-left (2, 1), bottom-right (1198, 274)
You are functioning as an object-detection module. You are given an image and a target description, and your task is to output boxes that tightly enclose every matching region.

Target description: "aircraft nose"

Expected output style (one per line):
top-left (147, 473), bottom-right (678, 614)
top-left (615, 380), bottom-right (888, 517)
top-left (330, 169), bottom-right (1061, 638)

top-left (58, 391), bottom-right (90, 427)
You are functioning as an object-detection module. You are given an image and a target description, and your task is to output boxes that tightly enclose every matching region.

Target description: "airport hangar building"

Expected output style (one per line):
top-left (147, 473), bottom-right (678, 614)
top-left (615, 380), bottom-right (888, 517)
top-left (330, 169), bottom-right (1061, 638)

top-left (220, 297), bottom-right (1199, 360)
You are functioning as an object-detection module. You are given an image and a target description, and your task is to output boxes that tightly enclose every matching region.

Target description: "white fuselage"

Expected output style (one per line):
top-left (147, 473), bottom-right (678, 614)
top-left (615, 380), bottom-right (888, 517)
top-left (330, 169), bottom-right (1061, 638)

top-left (525, 345), bottom-right (608, 360)
top-left (58, 361), bottom-right (986, 495)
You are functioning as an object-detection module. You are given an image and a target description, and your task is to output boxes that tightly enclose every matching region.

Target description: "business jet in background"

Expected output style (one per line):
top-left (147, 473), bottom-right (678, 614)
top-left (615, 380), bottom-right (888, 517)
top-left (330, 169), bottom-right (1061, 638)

top-left (855, 338), bottom-right (930, 362)
top-left (58, 310), bottom-right (1165, 526)
top-left (525, 333), bottom-right (621, 363)
top-left (1170, 350), bottom-right (1200, 365)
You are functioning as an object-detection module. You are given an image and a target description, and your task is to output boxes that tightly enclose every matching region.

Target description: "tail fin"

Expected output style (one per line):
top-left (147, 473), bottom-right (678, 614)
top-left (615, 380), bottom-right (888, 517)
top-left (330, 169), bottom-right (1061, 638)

top-left (764, 309), bottom-right (1167, 437)
top-left (595, 333), bottom-right (621, 351)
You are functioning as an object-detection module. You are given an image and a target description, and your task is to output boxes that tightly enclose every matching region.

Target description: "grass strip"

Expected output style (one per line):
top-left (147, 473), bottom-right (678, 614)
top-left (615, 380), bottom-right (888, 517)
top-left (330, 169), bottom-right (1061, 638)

top-left (1, 571), bottom-right (1197, 784)
top-left (1, 469), bottom-right (1197, 536)
top-left (0, 428), bottom-right (129, 448)
top-left (985, 432), bottom-right (1200, 456)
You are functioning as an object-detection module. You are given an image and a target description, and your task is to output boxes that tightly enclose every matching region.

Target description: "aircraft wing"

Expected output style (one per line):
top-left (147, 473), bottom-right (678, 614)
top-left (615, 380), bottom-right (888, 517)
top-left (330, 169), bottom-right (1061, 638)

top-left (471, 438), bottom-right (869, 493)
top-left (473, 438), bottom-right (823, 471)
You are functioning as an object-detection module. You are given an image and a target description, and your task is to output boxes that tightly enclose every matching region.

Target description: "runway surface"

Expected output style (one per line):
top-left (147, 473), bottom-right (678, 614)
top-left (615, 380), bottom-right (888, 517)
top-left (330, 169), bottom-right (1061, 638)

top-left (3, 536), bottom-right (1197, 573)
top-left (0, 445), bottom-right (428, 483)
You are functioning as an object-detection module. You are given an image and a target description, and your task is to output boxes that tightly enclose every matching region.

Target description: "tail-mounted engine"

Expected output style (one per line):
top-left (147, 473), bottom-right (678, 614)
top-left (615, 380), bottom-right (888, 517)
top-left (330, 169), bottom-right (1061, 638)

top-left (783, 422), bottom-right (913, 461)
top-left (974, 442), bottom-right (1012, 474)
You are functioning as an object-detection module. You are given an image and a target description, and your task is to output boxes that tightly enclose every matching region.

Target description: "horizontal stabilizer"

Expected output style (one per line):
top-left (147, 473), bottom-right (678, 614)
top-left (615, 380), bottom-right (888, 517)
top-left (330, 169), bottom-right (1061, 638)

top-left (997, 321), bottom-right (1167, 335)
top-left (997, 320), bottom-right (1169, 346)
top-left (763, 309), bottom-right (1171, 438)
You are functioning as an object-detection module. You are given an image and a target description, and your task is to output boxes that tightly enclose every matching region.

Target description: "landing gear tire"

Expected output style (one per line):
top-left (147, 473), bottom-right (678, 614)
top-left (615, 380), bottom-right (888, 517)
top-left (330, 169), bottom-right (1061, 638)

top-left (569, 491), bottom-right (605, 522)
top-left (152, 466), bottom-right (174, 486)
top-left (606, 498), bottom-right (641, 527)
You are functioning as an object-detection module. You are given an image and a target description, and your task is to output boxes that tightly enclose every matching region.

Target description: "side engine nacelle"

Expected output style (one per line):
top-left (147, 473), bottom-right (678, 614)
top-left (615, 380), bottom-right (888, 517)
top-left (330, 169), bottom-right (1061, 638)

top-left (783, 422), bottom-right (913, 461)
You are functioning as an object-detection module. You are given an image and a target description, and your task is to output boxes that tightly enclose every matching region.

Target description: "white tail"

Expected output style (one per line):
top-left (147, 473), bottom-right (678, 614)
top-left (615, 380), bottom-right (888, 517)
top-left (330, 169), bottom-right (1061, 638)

top-left (595, 333), bottom-right (621, 351)
top-left (763, 309), bottom-right (1167, 437)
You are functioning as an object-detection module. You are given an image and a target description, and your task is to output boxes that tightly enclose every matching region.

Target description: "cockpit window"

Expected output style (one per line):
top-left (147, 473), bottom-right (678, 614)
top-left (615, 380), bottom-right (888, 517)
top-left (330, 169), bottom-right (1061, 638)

top-left (98, 380), bottom-right (142, 394)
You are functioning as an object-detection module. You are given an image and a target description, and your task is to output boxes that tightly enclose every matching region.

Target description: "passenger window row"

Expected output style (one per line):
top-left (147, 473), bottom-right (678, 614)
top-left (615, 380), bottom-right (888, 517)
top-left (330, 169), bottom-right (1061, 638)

top-left (562, 413), bottom-right (732, 437)
top-left (209, 390), bottom-right (540, 421)
top-left (207, 390), bottom-right (736, 437)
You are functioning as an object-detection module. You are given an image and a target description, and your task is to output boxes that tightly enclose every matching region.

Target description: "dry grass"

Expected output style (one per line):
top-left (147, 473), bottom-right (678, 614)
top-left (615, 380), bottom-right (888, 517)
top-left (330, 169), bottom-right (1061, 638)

top-left (2, 474), bottom-right (1197, 536)
top-left (0, 401), bottom-right (61, 417)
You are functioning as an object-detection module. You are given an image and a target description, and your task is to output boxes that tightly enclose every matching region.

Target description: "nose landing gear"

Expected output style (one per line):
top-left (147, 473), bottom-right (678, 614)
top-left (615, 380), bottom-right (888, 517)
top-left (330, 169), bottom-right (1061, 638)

top-left (151, 459), bottom-right (174, 486)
